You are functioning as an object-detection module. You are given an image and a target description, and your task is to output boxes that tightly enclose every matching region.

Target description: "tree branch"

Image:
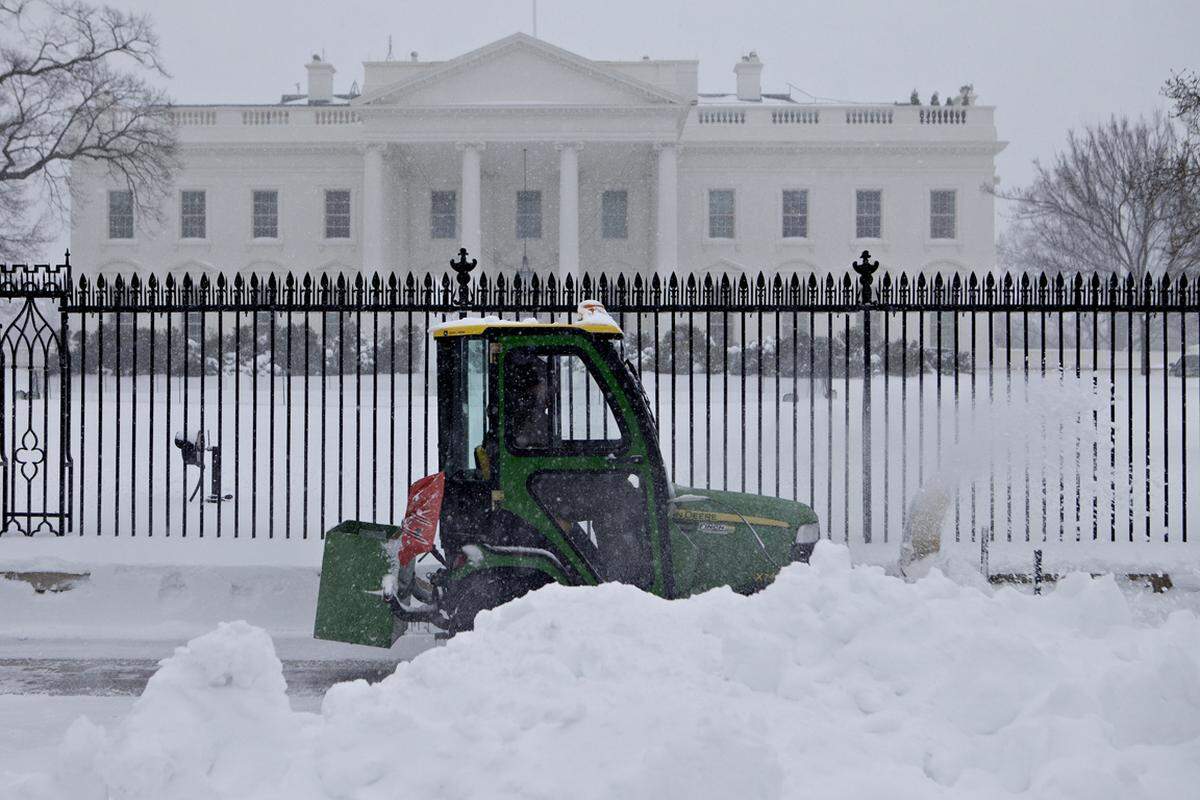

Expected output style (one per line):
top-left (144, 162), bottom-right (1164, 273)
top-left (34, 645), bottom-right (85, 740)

top-left (0, 0), bottom-right (176, 259)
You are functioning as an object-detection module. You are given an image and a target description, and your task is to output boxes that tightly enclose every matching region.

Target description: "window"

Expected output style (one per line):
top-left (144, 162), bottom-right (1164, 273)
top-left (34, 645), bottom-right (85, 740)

top-left (708, 189), bottom-right (735, 239)
top-left (252, 190), bottom-right (278, 239)
top-left (528, 471), bottom-right (651, 588)
top-left (601, 190), bottom-right (628, 239)
top-left (464, 339), bottom-right (489, 462)
top-left (431, 190), bottom-right (456, 239)
top-left (782, 189), bottom-right (808, 238)
top-left (856, 190), bottom-right (882, 239)
top-left (930, 190), bottom-right (957, 239)
top-left (516, 190), bottom-right (541, 239)
top-left (504, 348), bottom-right (623, 452)
top-left (438, 337), bottom-right (491, 475)
top-left (108, 190), bottom-right (133, 239)
top-left (324, 189), bottom-right (351, 239)
top-left (556, 353), bottom-right (622, 445)
top-left (180, 190), bottom-right (206, 239)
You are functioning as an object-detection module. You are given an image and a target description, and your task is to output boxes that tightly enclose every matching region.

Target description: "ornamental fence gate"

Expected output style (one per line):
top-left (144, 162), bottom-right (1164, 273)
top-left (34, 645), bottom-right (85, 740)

top-left (1, 250), bottom-right (1196, 567)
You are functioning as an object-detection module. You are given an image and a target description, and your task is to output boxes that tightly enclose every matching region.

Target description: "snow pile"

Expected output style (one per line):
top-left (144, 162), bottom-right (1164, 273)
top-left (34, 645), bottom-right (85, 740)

top-left (49, 622), bottom-right (304, 799)
top-left (10, 542), bottom-right (1200, 799)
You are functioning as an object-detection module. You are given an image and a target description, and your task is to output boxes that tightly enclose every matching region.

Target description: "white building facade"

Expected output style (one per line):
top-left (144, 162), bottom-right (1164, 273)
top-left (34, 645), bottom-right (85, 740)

top-left (71, 33), bottom-right (1005, 280)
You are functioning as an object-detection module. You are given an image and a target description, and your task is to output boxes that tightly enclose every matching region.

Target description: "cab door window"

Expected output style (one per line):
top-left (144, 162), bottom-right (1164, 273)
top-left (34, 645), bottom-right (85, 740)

top-left (503, 345), bottom-right (651, 589)
top-left (558, 353), bottom-right (621, 444)
top-left (503, 348), bottom-right (624, 454)
top-left (529, 471), bottom-right (652, 588)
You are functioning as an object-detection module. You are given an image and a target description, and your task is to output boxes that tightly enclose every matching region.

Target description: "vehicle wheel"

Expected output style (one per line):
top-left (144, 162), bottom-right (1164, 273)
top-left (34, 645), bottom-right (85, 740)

top-left (444, 569), bottom-right (551, 634)
top-left (790, 542), bottom-right (815, 563)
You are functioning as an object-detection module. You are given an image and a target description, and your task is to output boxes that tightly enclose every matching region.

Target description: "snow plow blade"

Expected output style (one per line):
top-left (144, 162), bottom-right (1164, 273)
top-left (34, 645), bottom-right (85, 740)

top-left (313, 520), bottom-right (405, 648)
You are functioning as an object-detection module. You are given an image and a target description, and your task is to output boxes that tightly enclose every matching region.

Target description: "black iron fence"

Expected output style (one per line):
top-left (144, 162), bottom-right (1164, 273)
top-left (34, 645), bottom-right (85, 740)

top-left (1, 252), bottom-right (1197, 561)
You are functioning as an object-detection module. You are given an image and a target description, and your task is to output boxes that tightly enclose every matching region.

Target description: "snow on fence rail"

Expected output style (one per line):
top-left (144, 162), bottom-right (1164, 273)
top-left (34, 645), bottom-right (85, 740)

top-left (0, 254), bottom-right (1198, 569)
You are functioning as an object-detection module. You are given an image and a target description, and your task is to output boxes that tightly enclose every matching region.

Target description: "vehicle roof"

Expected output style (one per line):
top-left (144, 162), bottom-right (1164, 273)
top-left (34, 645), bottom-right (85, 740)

top-left (431, 315), bottom-right (623, 339)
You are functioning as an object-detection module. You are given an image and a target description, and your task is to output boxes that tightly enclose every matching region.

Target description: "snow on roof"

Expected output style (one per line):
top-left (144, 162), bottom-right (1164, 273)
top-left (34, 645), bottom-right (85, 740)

top-left (697, 92), bottom-right (799, 105)
top-left (431, 313), bottom-right (623, 338)
top-left (277, 94), bottom-right (355, 106)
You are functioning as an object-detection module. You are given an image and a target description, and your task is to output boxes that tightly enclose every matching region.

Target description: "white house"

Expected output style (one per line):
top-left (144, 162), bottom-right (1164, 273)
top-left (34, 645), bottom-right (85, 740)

top-left (70, 33), bottom-right (1005, 280)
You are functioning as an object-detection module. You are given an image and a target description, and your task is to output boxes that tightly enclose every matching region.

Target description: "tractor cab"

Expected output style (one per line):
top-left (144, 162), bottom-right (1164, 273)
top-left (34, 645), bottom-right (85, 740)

top-left (435, 306), bottom-right (670, 598)
top-left (314, 301), bottom-right (820, 645)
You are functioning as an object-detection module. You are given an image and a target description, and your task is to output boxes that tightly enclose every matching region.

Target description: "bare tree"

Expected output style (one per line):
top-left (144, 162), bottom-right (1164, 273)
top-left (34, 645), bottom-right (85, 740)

top-left (0, 0), bottom-right (178, 260)
top-left (1163, 70), bottom-right (1200, 273)
top-left (993, 114), bottom-right (1195, 279)
top-left (993, 114), bottom-right (1200, 372)
top-left (1164, 69), bottom-right (1199, 143)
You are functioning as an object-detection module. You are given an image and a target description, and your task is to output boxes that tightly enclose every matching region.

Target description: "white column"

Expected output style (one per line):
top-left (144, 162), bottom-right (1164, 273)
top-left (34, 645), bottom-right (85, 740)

top-left (655, 143), bottom-right (679, 276)
top-left (362, 144), bottom-right (385, 270)
top-left (557, 142), bottom-right (579, 279)
top-left (459, 142), bottom-right (482, 260)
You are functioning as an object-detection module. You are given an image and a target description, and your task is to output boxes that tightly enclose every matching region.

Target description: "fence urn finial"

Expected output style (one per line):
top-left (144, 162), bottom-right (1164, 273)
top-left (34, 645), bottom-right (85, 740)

top-left (852, 249), bottom-right (880, 305)
top-left (450, 247), bottom-right (477, 315)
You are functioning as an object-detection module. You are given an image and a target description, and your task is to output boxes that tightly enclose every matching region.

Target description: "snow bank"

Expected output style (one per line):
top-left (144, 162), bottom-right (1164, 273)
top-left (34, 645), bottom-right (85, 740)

top-left (9, 542), bottom-right (1200, 800)
top-left (51, 622), bottom-right (306, 800)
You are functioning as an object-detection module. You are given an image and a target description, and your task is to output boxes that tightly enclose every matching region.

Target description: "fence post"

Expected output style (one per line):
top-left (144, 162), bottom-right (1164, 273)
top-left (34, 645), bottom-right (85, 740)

top-left (450, 248), bottom-right (477, 319)
top-left (853, 250), bottom-right (880, 544)
top-left (58, 250), bottom-right (73, 534)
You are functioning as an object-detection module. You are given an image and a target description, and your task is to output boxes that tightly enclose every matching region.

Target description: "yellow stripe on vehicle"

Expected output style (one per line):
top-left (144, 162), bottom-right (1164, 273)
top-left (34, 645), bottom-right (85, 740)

top-left (670, 509), bottom-right (791, 528)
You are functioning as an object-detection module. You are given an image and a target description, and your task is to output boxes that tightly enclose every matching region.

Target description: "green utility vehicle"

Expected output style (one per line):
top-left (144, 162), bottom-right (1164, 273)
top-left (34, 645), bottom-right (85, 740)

top-left (314, 304), bottom-right (821, 646)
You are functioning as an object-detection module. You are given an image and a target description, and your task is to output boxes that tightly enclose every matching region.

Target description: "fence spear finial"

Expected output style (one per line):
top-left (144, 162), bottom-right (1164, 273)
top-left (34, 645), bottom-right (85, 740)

top-left (852, 249), bottom-right (880, 305)
top-left (450, 247), bottom-right (477, 317)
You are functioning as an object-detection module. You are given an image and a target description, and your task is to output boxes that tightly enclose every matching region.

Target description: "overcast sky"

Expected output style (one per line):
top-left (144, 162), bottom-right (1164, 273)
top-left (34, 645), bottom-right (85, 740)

top-left (49, 0), bottom-right (1197, 255)
top-left (125, 0), bottom-right (1197, 184)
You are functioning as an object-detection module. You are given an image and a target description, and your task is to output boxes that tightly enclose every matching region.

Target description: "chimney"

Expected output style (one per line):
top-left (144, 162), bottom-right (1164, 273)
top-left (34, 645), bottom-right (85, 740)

top-left (734, 51), bottom-right (762, 102)
top-left (305, 54), bottom-right (335, 104)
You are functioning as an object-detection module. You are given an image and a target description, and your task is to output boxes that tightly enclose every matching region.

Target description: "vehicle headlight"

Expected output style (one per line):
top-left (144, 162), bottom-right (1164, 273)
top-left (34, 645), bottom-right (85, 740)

top-left (795, 521), bottom-right (821, 545)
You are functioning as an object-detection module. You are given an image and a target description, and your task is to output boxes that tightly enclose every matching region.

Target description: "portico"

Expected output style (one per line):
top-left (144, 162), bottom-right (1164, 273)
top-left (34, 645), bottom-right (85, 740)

top-left (351, 35), bottom-right (687, 278)
top-left (355, 139), bottom-right (671, 280)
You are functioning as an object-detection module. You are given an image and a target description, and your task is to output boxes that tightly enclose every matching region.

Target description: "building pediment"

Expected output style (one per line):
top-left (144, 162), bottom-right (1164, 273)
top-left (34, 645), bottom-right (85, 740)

top-left (356, 33), bottom-right (685, 109)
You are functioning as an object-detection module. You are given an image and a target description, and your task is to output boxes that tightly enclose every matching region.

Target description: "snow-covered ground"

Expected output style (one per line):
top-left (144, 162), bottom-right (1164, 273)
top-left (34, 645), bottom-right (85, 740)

top-left (0, 559), bottom-right (438, 784)
top-left (0, 560), bottom-right (437, 655)
top-left (11, 365), bottom-right (1200, 572)
top-left (3, 331), bottom-right (1198, 795)
top-left (1, 542), bottom-right (1197, 799)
